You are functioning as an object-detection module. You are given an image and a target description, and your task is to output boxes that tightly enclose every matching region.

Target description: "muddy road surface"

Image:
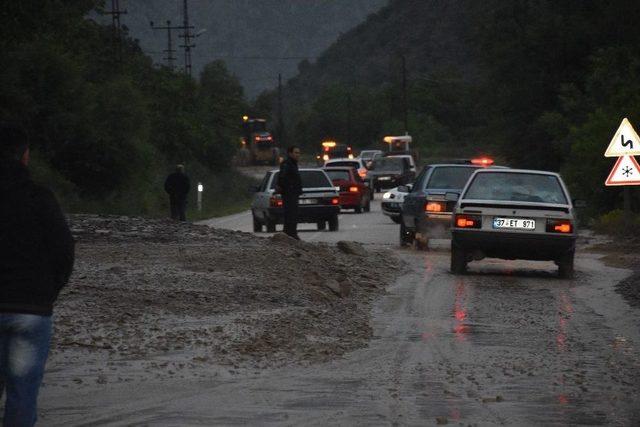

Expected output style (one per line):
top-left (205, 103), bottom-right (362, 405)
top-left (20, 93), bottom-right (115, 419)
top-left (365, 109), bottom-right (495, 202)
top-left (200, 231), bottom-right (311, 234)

top-left (39, 203), bottom-right (640, 425)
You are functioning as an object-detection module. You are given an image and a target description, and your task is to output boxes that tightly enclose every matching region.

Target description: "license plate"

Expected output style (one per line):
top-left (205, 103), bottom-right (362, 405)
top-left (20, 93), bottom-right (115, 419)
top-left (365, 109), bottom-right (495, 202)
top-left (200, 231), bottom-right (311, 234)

top-left (299, 199), bottom-right (317, 205)
top-left (493, 217), bottom-right (536, 230)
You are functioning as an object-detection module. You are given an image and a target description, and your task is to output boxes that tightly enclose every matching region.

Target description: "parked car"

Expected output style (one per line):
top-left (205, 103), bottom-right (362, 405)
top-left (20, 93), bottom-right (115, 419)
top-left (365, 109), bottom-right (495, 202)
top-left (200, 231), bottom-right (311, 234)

top-left (400, 161), bottom-right (504, 248)
top-left (450, 168), bottom-right (581, 278)
top-left (323, 166), bottom-right (371, 213)
top-left (381, 185), bottom-right (411, 223)
top-left (366, 156), bottom-right (415, 192)
top-left (359, 149), bottom-right (383, 168)
top-left (251, 168), bottom-right (341, 232)
top-left (384, 152), bottom-right (417, 174)
top-left (324, 158), bottom-right (369, 181)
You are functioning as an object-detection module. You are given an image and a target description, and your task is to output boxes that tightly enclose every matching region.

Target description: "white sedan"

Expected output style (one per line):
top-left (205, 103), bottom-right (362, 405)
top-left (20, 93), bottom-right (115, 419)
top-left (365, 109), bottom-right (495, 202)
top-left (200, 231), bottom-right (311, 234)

top-left (381, 185), bottom-right (411, 224)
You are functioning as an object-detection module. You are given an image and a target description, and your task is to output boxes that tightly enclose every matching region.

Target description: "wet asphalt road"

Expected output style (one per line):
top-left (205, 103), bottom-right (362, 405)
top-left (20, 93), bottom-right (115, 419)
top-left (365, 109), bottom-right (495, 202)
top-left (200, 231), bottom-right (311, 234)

top-left (40, 201), bottom-right (640, 425)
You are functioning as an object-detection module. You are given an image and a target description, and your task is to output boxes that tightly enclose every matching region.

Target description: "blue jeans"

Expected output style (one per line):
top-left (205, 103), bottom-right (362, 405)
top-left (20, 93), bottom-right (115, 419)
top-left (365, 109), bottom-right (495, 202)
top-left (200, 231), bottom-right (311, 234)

top-left (0, 314), bottom-right (52, 427)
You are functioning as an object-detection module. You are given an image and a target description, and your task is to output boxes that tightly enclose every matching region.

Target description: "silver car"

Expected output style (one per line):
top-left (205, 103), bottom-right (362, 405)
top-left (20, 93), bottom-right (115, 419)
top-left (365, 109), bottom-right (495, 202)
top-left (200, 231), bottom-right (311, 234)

top-left (450, 169), bottom-right (581, 278)
top-left (251, 168), bottom-right (341, 232)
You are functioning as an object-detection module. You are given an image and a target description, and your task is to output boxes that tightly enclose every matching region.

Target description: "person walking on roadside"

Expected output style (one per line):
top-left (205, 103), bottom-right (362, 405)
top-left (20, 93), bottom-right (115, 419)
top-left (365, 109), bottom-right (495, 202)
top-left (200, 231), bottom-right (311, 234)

top-left (164, 164), bottom-right (191, 222)
top-left (277, 145), bottom-right (302, 239)
top-left (0, 124), bottom-right (75, 427)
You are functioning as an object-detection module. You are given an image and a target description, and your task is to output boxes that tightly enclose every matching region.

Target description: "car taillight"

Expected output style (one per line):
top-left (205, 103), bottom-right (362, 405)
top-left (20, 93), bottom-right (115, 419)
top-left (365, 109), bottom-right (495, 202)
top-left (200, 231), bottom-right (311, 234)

top-left (455, 214), bottom-right (481, 228)
top-left (331, 198), bottom-right (340, 205)
top-left (546, 219), bottom-right (572, 233)
top-left (425, 201), bottom-right (445, 212)
top-left (358, 168), bottom-right (367, 179)
top-left (349, 186), bottom-right (359, 193)
top-left (269, 196), bottom-right (283, 207)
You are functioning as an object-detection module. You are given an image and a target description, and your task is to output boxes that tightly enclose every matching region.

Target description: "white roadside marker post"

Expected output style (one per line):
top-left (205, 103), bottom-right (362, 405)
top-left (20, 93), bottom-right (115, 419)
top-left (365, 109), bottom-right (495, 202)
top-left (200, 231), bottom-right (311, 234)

top-left (197, 183), bottom-right (203, 213)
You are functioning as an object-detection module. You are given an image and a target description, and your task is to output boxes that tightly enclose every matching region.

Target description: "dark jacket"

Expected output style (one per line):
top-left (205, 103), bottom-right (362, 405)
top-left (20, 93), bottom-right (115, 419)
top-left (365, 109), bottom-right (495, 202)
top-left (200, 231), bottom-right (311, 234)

top-left (0, 161), bottom-right (75, 316)
top-left (277, 157), bottom-right (302, 197)
top-left (164, 171), bottom-right (190, 202)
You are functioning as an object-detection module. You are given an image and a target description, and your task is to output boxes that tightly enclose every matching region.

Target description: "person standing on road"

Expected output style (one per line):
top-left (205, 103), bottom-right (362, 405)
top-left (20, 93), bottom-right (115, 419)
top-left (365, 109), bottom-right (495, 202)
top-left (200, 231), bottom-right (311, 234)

top-left (164, 164), bottom-right (191, 222)
top-left (0, 124), bottom-right (75, 426)
top-left (277, 146), bottom-right (302, 240)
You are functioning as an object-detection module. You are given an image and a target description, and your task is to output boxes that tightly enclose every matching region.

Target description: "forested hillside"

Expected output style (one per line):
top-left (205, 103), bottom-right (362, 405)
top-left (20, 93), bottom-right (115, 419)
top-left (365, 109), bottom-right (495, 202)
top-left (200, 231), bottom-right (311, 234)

top-left (275, 0), bottom-right (640, 215)
top-left (0, 1), bottom-right (252, 215)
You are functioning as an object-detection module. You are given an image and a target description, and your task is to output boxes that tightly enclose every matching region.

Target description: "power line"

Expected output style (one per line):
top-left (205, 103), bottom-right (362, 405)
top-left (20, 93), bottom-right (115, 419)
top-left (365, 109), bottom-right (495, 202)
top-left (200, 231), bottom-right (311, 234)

top-left (206, 55), bottom-right (317, 60)
top-left (150, 20), bottom-right (178, 70)
top-left (104, 0), bottom-right (127, 63)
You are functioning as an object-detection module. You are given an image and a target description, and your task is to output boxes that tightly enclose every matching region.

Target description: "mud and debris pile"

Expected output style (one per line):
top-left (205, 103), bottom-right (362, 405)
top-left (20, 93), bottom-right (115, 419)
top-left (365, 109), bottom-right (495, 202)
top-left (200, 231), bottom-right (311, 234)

top-left (50, 215), bottom-right (404, 382)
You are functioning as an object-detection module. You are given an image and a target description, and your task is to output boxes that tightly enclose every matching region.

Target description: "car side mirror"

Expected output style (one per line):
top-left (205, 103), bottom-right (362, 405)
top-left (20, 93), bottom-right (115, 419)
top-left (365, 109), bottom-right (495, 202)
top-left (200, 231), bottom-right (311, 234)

top-left (573, 199), bottom-right (587, 208)
top-left (445, 192), bottom-right (460, 202)
top-left (407, 183), bottom-right (413, 191)
top-left (248, 185), bottom-right (260, 193)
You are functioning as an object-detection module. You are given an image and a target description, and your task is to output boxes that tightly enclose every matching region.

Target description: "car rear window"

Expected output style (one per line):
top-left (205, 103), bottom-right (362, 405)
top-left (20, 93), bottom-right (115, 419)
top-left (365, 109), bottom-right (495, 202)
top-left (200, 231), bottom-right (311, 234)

top-left (464, 172), bottom-right (568, 204)
top-left (371, 157), bottom-right (403, 171)
top-left (326, 161), bottom-right (359, 169)
top-left (270, 170), bottom-right (332, 189)
top-left (325, 170), bottom-right (351, 182)
top-left (426, 167), bottom-right (478, 189)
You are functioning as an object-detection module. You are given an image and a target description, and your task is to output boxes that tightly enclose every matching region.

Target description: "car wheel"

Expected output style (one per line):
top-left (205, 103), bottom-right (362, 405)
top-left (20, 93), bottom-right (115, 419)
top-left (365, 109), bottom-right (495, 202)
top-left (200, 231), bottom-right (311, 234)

top-left (391, 216), bottom-right (401, 224)
top-left (450, 244), bottom-right (467, 274)
top-left (266, 220), bottom-right (276, 233)
top-left (558, 251), bottom-right (575, 279)
top-left (328, 215), bottom-right (339, 231)
top-left (317, 221), bottom-right (326, 231)
top-left (355, 205), bottom-right (362, 214)
top-left (252, 214), bottom-right (262, 232)
top-left (399, 220), bottom-right (415, 247)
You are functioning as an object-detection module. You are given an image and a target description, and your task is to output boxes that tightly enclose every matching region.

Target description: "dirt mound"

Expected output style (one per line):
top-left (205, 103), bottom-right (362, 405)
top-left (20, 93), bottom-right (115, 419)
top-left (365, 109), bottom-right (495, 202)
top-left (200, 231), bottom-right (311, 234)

top-left (48, 215), bottom-right (405, 387)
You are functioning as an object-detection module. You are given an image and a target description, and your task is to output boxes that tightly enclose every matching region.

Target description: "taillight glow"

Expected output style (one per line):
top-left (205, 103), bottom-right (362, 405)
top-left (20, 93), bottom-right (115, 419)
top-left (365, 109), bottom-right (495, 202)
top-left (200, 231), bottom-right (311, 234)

top-left (455, 214), bottom-right (481, 229)
top-left (425, 201), bottom-right (445, 212)
top-left (331, 198), bottom-right (340, 205)
top-left (358, 168), bottom-right (367, 179)
top-left (547, 219), bottom-right (572, 233)
top-left (471, 157), bottom-right (494, 166)
top-left (269, 196), bottom-right (283, 207)
top-left (349, 186), bottom-right (359, 193)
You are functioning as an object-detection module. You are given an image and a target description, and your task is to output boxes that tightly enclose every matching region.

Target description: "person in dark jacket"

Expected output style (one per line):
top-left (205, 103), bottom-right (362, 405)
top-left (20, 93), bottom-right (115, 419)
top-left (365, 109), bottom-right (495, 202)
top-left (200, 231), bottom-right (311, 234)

top-left (277, 146), bottom-right (302, 239)
top-left (164, 164), bottom-right (191, 221)
top-left (0, 124), bottom-right (74, 426)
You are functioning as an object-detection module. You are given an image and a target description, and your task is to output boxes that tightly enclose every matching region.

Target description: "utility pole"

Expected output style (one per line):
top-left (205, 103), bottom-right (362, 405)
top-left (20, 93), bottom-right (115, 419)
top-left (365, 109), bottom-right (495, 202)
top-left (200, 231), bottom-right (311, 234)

top-left (150, 20), bottom-right (178, 70)
top-left (347, 91), bottom-right (352, 146)
top-left (401, 54), bottom-right (408, 134)
top-left (277, 73), bottom-right (285, 147)
top-left (178, 0), bottom-right (195, 77)
top-left (105, 0), bottom-right (127, 63)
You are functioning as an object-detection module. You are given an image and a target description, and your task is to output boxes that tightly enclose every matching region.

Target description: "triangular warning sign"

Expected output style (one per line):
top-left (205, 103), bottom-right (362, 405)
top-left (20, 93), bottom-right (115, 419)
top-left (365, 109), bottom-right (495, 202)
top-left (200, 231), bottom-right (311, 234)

top-left (605, 118), bottom-right (640, 157)
top-left (605, 155), bottom-right (640, 186)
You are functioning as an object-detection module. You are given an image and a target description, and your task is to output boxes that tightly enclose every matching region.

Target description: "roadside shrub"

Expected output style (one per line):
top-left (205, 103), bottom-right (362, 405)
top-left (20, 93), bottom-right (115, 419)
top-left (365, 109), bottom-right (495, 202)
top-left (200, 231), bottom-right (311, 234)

top-left (592, 209), bottom-right (640, 239)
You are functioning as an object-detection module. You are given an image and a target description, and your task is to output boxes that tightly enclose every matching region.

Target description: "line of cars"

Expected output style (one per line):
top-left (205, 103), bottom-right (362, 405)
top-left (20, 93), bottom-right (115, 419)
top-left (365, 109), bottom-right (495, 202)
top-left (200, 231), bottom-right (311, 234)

top-left (383, 158), bottom-right (582, 278)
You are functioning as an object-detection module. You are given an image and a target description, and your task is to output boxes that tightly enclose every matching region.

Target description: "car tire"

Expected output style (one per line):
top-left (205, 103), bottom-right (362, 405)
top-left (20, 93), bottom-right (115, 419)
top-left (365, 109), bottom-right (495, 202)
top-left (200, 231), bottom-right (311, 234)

top-left (558, 251), bottom-right (575, 279)
top-left (252, 214), bottom-right (262, 232)
top-left (266, 220), bottom-right (276, 233)
top-left (317, 221), bottom-right (326, 231)
top-left (391, 216), bottom-right (401, 224)
top-left (450, 244), bottom-right (467, 274)
top-left (355, 205), bottom-right (362, 214)
top-left (328, 215), bottom-right (339, 231)
top-left (399, 220), bottom-right (415, 247)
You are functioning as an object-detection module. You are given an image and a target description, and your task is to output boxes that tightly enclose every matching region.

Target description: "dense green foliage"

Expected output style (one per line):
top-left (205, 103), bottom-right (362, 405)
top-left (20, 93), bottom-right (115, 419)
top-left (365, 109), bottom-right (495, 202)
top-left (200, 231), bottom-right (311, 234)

top-left (269, 0), bottom-right (640, 216)
top-left (0, 1), bottom-right (249, 215)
